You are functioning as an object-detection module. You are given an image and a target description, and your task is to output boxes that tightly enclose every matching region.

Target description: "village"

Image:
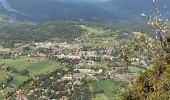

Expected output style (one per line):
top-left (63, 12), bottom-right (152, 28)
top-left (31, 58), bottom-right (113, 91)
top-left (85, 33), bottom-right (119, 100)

top-left (0, 40), bottom-right (147, 99)
top-left (0, 0), bottom-right (168, 99)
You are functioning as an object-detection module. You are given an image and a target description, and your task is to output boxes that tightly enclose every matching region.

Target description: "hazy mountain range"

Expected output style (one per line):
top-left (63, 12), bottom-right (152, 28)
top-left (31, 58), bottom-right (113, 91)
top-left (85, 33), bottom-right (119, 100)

top-left (0, 0), bottom-right (170, 22)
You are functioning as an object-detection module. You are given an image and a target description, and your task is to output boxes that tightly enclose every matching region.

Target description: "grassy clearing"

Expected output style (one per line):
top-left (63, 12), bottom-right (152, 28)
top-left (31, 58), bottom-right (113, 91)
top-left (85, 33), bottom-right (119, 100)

top-left (87, 61), bottom-right (108, 69)
top-left (115, 66), bottom-right (144, 73)
top-left (0, 57), bottom-right (62, 75)
top-left (0, 70), bottom-right (7, 82)
top-left (0, 57), bottom-right (62, 99)
top-left (91, 79), bottom-right (119, 100)
top-left (89, 77), bottom-right (129, 100)
top-left (128, 66), bottom-right (144, 73)
top-left (0, 74), bottom-right (30, 99)
top-left (94, 94), bottom-right (109, 100)
top-left (79, 25), bottom-right (110, 37)
top-left (78, 25), bottom-right (119, 48)
top-left (10, 74), bottom-right (30, 88)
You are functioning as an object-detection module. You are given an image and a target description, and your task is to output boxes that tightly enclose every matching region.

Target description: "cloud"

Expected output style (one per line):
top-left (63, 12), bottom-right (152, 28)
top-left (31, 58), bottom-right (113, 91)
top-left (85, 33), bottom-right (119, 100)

top-left (0, 0), bottom-right (19, 13)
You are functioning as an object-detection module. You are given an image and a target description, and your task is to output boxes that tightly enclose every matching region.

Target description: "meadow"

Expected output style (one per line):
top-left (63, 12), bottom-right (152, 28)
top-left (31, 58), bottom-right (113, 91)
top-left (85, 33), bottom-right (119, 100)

top-left (0, 57), bottom-right (62, 99)
top-left (0, 57), bottom-right (62, 75)
top-left (90, 79), bottom-right (127, 100)
top-left (115, 66), bottom-right (145, 73)
top-left (79, 25), bottom-right (111, 37)
top-left (0, 70), bottom-right (7, 83)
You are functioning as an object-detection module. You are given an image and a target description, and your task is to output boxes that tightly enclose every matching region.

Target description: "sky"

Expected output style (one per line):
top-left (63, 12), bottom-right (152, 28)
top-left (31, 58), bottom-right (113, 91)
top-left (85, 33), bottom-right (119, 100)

top-left (58, 0), bottom-right (111, 3)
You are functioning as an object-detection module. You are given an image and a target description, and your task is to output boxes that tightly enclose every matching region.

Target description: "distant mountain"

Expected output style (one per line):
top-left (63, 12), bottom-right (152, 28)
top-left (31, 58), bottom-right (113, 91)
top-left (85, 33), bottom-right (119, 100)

top-left (101, 0), bottom-right (170, 19)
top-left (0, 0), bottom-right (119, 22)
top-left (0, 0), bottom-right (170, 22)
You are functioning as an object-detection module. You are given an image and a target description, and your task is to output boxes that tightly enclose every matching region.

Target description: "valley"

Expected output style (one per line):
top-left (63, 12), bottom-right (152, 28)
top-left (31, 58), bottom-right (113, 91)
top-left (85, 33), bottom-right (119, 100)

top-left (0, 0), bottom-right (169, 99)
top-left (0, 18), bottom-right (150, 99)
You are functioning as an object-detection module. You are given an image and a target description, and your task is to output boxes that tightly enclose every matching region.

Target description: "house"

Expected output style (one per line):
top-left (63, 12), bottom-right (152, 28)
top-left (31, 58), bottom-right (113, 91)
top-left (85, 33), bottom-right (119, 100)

top-left (74, 69), bottom-right (91, 74)
top-left (89, 69), bottom-right (103, 75)
top-left (73, 73), bottom-right (85, 79)
top-left (61, 67), bottom-right (70, 72)
top-left (86, 60), bottom-right (95, 65)
top-left (74, 69), bottom-right (103, 75)
top-left (58, 42), bottom-right (70, 49)
top-left (57, 54), bottom-right (81, 60)
top-left (62, 74), bottom-right (73, 81)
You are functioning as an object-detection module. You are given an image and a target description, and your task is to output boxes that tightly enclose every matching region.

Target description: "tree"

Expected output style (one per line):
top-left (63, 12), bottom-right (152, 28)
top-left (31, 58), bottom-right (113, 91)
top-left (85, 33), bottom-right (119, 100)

top-left (115, 42), bottom-right (132, 72)
top-left (115, 31), bottom-right (158, 72)
top-left (19, 69), bottom-right (29, 76)
top-left (120, 56), bottom-right (170, 99)
top-left (121, 0), bottom-right (170, 99)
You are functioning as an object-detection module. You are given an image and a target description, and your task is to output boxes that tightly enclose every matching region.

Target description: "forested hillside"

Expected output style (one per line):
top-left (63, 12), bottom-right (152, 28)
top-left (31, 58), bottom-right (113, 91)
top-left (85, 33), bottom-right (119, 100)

top-left (0, 21), bottom-right (84, 42)
top-left (0, 18), bottom-right (130, 48)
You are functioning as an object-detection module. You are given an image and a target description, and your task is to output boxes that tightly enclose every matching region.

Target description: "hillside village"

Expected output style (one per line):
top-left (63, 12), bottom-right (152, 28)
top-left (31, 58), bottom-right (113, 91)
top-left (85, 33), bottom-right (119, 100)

top-left (0, 0), bottom-right (169, 99)
top-left (0, 20), bottom-right (155, 100)
top-left (0, 36), bottom-right (148, 99)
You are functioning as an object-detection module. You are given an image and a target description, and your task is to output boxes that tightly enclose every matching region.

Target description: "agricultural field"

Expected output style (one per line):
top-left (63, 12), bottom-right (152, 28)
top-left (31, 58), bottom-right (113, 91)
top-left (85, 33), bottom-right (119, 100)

top-left (0, 57), bottom-right (62, 75)
top-left (0, 73), bottom-right (29, 99)
top-left (94, 94), bottom-right (110, 100)
top-left (76, 25), bottom-right (128, 48)
top-left (85, 61), bottom-right (109, 69)
top-left (79, 25), bottom-right (112, 37)
top-left (10, 74), bottom-right (30, 88)
top-left (0, 70), bottom-right (8, 82)
top-left (89, 79), bottom-right (128, 100)
top-left (0, 57), bottom-right (62, 99)
top-left (115, 66), bottom-right (145, 73)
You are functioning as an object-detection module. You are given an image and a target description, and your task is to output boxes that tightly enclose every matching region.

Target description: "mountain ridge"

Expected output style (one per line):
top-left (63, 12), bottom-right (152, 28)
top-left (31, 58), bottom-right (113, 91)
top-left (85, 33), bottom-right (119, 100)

top-left (0, 0), bottom-right (170, 22)
top-left (1, 0), bottom-right (119, 22)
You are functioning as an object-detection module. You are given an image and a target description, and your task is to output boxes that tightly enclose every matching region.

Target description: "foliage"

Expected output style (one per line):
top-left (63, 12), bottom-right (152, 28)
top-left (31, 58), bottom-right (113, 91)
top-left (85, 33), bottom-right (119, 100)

top-left (0, 21), bottom-right (86, 45)
top-left (120, 56), bottom-right (170, 100)
top-left (121, 0), bottom-right (170, 99)
top-left (115, 31), bottom-right (158, 71)
top-left (0, 57), bottom-right (62, 75)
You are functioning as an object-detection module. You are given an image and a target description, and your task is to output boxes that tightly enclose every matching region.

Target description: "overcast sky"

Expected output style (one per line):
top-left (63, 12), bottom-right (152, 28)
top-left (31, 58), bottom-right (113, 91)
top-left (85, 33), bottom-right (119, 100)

top-left (74, 0), bottom-right (110, 2)
top-left (58, 0), bottom-right (111, 3)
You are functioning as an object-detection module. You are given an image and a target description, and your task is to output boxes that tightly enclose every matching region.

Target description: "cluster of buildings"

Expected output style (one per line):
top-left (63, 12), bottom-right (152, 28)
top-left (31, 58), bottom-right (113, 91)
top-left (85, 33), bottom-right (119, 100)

top-left (15, 66), bottom-right (103, 100)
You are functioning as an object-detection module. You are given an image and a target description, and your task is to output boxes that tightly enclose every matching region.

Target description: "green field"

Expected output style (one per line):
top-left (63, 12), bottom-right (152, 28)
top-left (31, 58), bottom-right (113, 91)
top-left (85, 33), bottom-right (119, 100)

top-left (94, 94), bottom-right (109, 100)
top-left (128, 66), bottom-right (144, 73)
top-left (10, 74), bottom-right (30, 88)
top-left (0, 57), bottom-right (62, 75)
top-left (87, 61), bottom-right (109, 69)
top-left (115, 66), bottom-right (145, 73)
top-left (0, 73), bottom-right (29, 99)
top-left (90, 79), bottom-right (119, 100)
top-left (0, 70), bottom-right (8, 82)
top-left (77, 25), bottom-right (120, 48)
top-left (0, 57), bottom-right (62, 99)
top-left (89, 77), bottom-right (129, 100)
top-left (79, 25), bottom-right (111, 37)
